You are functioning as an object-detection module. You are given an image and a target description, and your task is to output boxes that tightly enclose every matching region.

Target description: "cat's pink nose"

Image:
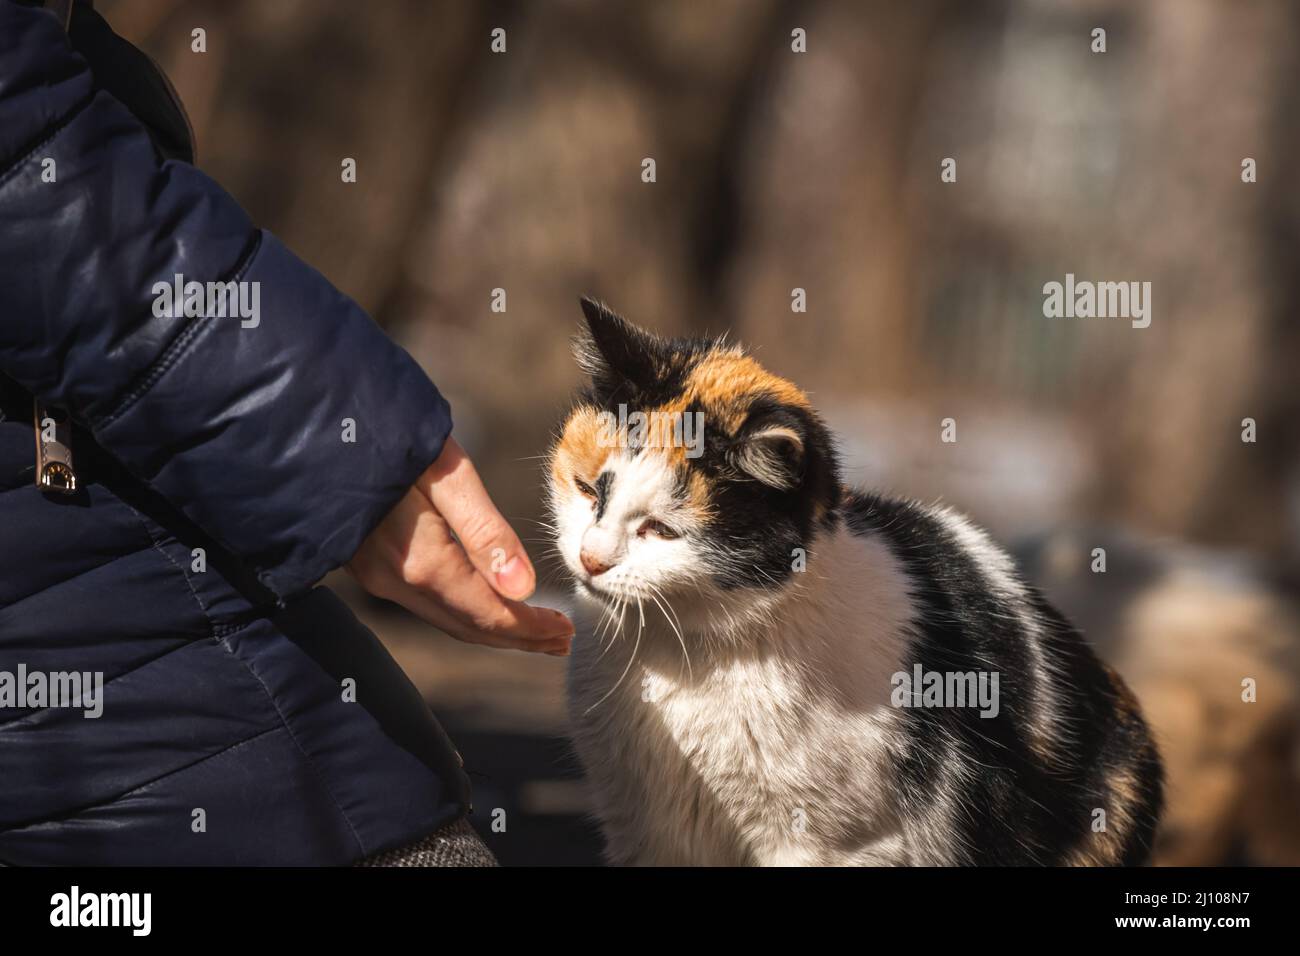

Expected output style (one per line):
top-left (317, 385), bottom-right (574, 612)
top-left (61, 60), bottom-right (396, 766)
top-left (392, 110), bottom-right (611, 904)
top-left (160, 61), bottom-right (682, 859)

top-left (580, 550), bottom-right (616, 576)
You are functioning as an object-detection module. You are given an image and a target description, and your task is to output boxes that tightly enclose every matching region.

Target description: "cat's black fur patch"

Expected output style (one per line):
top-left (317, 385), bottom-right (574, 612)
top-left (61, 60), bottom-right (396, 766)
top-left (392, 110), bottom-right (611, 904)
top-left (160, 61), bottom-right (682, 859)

top-left (844, 492), bottom-right (1163, 865)
top-left (701, 400), bottom-right (841, 590)
top-left (592, 470), bottom-right (615, 522)
top-left (576, 297), bottom-right (709, 411)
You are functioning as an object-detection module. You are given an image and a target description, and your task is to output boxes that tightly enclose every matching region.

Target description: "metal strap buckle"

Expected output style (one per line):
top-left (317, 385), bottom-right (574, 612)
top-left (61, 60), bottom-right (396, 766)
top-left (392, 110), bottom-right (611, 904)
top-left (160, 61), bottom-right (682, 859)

top-left (34, 400), bottom-right (78, 495)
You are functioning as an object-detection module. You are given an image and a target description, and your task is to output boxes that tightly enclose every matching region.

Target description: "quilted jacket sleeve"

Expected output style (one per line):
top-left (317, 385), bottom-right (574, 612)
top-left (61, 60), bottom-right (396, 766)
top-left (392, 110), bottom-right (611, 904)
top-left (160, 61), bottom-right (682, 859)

top-left (0, 1), bottom-right (453, 600)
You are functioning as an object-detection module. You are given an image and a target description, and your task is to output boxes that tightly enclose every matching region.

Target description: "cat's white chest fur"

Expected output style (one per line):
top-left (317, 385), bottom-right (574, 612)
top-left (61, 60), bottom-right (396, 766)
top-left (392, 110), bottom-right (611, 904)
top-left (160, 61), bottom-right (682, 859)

top-left (566, 528), bottom-right (920, 866)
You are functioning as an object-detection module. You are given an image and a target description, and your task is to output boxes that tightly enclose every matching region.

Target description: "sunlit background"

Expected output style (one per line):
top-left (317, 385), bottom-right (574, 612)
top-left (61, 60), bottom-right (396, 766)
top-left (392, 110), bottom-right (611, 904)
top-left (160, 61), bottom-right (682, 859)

top-left (105, 0), bottom-right (1300, 865)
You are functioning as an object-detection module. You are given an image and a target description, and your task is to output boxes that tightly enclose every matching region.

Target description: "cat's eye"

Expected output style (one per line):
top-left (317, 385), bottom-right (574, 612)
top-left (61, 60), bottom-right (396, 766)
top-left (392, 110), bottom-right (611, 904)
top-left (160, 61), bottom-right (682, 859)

top-left (637, 518), bottom-right (680, 540)
top-left (574, 477), bottom-right (597, 499)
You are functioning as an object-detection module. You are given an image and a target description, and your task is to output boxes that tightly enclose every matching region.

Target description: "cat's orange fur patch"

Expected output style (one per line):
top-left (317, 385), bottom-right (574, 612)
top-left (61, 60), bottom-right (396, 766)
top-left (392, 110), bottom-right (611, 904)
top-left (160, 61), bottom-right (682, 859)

top-left (1058, 664), bottom-right (1156, 866)
top-left (1063, 762), bottom-right (1140, 866)
top-left (552, 405), bottom-right (614, 487)
top-left (552, 347), bottom-right (809, 497)
top-left (682, 468), bottom-right (715, 524)
top-left (553, 405), bottom-right (714, 522)
top-left (680, 352), bottom-right (809, 432)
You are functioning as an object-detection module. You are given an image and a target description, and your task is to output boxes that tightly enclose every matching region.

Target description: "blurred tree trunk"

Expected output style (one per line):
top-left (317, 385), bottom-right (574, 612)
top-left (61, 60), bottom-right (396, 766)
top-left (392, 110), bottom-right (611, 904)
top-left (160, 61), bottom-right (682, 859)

top-left (105, 0), bottom-right (494, 319)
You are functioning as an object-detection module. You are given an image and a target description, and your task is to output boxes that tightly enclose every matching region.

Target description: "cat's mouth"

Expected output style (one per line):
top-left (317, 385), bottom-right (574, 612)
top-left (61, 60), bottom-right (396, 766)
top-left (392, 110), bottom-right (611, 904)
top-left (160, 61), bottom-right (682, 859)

top-left (575, 573), bottom-right (642, 604)
top-left (575, 575), bottom-right (617, 599)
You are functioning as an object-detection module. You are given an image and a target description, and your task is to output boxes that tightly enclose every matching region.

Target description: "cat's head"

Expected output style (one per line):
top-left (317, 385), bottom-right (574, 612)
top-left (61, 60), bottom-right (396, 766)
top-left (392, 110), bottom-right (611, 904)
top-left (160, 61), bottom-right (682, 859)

top-left (547, 298), bottom-right (841, 621)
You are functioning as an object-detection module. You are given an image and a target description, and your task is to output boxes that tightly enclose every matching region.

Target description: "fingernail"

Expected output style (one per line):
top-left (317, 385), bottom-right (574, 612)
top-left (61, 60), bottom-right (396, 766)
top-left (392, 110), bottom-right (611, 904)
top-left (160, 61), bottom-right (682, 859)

top-left (496, 554), bottom-right (533, 600)
top-left (546, 647), bottom-right (571, 657)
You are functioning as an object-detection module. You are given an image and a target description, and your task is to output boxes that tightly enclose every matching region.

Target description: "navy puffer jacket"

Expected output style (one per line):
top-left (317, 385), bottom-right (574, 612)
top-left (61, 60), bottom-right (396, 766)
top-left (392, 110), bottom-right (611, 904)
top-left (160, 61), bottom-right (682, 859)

top-left (0, 0), bottom-right (471, 864)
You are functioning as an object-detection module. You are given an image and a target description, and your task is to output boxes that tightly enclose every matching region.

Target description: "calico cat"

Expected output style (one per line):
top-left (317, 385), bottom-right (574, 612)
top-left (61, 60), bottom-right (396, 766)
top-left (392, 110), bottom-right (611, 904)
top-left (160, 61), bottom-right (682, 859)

top-left (549, 298), bottom-right (1163, 866)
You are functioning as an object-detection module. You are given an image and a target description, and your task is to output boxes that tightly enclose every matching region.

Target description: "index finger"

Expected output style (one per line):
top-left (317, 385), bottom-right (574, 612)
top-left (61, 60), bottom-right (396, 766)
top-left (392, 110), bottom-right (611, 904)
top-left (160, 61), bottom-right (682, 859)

top-left (420, 435), bottom-right (537, 601)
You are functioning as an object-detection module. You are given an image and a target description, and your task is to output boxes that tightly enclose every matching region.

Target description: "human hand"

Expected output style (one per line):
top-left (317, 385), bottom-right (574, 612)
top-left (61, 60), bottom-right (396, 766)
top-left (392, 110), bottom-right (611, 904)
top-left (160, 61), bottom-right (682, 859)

top-left (347, 436), bottom-right (574, 655)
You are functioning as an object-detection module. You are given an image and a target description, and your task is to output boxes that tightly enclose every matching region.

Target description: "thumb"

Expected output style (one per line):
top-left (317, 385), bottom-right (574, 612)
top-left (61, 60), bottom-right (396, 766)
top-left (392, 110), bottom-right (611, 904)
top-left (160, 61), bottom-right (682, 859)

top-left (420, 436), bottom-right (536, 601)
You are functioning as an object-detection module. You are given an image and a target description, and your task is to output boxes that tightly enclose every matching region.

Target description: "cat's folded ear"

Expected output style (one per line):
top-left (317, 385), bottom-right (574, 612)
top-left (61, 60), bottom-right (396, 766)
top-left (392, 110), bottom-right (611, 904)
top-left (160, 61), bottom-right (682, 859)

top-left (576, 297), bottom-right (666, 391)
top-left (731, 407), bottom-right (806, 491)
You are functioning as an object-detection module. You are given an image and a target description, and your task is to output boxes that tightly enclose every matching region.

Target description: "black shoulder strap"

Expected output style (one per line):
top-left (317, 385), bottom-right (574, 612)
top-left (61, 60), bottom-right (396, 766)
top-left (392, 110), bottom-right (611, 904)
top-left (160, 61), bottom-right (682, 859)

top-left (32, 0), bottom-right (79, 496)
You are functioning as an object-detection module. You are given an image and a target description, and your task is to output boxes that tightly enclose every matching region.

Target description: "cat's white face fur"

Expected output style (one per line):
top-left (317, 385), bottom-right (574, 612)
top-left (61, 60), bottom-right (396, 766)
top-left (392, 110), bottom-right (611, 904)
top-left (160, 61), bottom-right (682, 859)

top-left (550, 446), bottom-right (749, 635)
top-left (554, 449), bottom-right (696, 597)
top-left (548, 300), bottom-right (843, 636)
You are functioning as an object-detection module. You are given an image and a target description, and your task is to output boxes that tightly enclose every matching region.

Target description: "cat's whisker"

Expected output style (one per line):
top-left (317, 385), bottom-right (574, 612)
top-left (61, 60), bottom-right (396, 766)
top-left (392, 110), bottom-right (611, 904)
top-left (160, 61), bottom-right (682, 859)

top-left (597, 597), bottom-right (630, 660)
top-left (653, 583), bottom-right (688, 641)
top-left (519, 524), bottom-right (561, 537)
top-left (608, 598), bottom-right (629, 650)
top-left (535, 564), bottom-right (570, 589)
top-left (594, 592), bottom-right (631, 654)
top-left (592, 594), bottom-right (620, 648)
top-left (585, 596), bottom-right (644, 715)
top-left (648, 586), bottom-right (692, 683)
